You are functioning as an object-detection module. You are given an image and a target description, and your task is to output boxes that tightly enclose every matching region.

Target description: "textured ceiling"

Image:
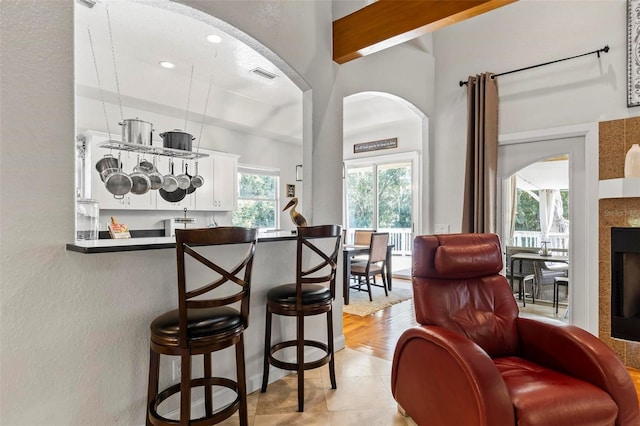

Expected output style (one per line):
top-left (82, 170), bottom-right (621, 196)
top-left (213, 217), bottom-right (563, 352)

top-left (75, 0), bottom-right (417, 145)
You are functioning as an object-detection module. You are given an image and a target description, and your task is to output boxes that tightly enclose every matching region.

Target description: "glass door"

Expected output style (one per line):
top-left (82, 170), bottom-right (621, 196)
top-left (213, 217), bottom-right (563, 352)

top-left (345, 159), bottom-right (414, 257)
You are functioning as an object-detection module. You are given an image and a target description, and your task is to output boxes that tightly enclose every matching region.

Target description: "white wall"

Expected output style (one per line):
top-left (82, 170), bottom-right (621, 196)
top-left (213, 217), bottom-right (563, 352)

top-left (431, 0), bottom-right (639, 231)
top-left (0, 1), bottom-right (334, 424)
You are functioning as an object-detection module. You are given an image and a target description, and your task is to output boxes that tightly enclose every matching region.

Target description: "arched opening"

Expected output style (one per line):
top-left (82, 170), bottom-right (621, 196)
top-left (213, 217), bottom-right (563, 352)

top-left (74, 0), bottom-right (307, 235)
top-left (342, 91), bottom-right (427, 281)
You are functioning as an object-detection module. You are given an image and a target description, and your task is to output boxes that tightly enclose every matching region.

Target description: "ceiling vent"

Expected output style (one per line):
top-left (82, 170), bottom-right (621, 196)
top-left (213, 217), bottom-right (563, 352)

top-left (250, 67), bottom-right (278, 80)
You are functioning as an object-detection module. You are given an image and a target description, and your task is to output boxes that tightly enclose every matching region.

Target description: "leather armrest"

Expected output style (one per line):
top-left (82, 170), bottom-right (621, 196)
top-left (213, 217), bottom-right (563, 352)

top-left (391, 325), bottom-right (514, 426)
top-left (517, 317), bottom-right (640, 425)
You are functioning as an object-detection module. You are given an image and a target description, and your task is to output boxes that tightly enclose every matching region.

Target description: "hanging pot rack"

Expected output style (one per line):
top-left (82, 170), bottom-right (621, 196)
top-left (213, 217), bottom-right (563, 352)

top-left (98, 140), bottom-right (209, 160)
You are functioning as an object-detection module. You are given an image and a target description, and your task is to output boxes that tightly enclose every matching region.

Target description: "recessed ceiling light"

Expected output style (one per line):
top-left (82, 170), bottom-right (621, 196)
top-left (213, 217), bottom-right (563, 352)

top-left (206, 34), bottom-right (222, 44)
top-left (159, 61), bottom-right (175, 69)
top-left (250, 67), bottom-right (278, 80)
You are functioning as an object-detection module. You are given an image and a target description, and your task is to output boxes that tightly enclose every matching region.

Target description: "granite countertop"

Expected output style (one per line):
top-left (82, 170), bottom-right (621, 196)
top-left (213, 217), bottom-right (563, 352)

top-left (66, 230), bottom-right (297, 254)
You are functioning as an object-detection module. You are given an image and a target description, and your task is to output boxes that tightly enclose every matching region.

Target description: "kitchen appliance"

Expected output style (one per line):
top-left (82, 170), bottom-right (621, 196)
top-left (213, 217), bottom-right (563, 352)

top-left (76, 199), bottom-right (99, 240)
top-left (164, 219), bottom-right (196, 237)
top-left (165, 208), bottom-right (196, 236)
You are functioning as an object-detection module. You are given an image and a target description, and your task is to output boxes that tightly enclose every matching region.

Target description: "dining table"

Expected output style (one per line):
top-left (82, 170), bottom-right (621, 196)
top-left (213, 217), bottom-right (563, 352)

top-left (342, 243), bottom-right (394, 305)
top-left (509, 251), bottom-right (569, 305)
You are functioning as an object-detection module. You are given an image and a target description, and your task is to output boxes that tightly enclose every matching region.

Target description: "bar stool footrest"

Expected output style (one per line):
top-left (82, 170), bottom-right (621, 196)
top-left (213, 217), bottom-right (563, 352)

top-left (149, 377), bottom-right (240, 426)
top-left (268, 339), bottom-right (331, 371)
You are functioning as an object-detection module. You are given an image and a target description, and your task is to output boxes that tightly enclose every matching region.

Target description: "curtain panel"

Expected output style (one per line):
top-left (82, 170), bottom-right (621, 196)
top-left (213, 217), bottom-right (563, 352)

top-left (462, 73), bottom-right (499, 234)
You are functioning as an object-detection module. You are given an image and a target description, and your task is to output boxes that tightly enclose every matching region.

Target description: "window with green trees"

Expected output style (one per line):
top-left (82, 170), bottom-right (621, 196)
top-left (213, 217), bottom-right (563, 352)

top-left (232, 167), bottom-right (279, 229)
top-left (346, 161), bottom-right (412, 229)
top-left (515, 189), bottom-right (569, 231)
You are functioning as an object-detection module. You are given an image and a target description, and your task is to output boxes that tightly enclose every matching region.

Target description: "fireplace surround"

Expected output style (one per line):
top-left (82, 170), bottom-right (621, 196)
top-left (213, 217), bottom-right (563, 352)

top-left (611, 227), bottom-right (640, 341)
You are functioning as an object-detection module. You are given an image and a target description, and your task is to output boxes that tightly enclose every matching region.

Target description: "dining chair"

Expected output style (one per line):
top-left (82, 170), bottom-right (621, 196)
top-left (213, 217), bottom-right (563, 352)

top-left (349, 232), bottom-right (389, 301)
top-left (353, 229), bottom-right (376, 245)
top-left (146, 227), bottom-right (258, 426)
top-left (505, 245), bottom-right (537, 304)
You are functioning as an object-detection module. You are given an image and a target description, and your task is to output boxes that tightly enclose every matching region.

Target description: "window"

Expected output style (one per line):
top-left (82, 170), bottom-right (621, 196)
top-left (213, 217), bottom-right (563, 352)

top-left (232, 166), bottom-right (279, 229)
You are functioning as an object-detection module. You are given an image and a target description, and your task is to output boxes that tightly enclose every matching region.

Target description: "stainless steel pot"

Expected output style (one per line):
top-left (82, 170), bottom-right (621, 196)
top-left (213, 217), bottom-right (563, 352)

top-left (95, 154), bottom-right (120, 182)
top-left (147, 156), bottom-right (164, 190)
top-left (120, 118), bottom-right (154, 146)
top-left (104, 153), bottom-right (132, 198)
top-left (161, 160), bottom-right (179, 192)
top-left (134, 159), bottom-right (155, 174)
top-left (160, 129), bottom-right (194, 151)
top-left (176, 161), bottom-right (191, 190)
top-left (129, 157), bottom-right (151, 195)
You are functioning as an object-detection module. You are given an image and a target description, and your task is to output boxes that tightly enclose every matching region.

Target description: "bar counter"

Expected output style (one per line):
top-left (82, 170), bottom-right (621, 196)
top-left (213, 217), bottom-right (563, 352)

top-left (66, 230), bottom-right (297, 254)
top-left (65, 229), bottom-right (345, 399)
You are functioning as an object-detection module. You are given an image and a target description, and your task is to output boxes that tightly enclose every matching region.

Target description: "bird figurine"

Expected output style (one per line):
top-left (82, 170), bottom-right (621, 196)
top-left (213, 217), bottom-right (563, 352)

top-left (282, 197), bottom-right (308, 227)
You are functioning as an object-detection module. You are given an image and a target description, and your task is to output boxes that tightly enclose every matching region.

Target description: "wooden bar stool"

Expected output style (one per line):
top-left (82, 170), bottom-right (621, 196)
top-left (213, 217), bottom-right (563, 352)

top-left (147, 227), bottom-right (258, 426)
top-left (261, 225), bottom-right (342, 412)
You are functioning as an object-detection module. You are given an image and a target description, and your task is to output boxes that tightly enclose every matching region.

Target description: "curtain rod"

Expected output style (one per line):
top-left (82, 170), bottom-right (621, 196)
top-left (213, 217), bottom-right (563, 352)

top-left (458, 45), bottom-right (610, 87)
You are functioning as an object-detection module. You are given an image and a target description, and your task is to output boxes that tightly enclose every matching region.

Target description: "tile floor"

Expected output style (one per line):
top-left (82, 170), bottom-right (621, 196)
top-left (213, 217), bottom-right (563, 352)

top-left (218, 348), bottom-right (416, 426)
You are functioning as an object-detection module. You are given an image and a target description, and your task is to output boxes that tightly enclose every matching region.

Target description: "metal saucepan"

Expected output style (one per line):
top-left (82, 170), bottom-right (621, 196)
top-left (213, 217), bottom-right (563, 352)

top-left (176, 161), bottom-right (191, 190)
top-left (95, 154), bottom-right (120, 182)
top-left (190, 161), bottom-right (204, 189)
top-left (119, 118), bottom-right (154, 146)
top-left (185, 164), bottom-right (196, 194)
top-left (161, 160), bottom-right (179, 192)
top-left (129, 156), bottom-right (151, 195)
top-left (160, 129), bottom-right (194, 151)
top-left (104, 153), bottom-right (132, 198)
top-left (134, 158), bottom-right (155, 174)
top-left (147, 156), bottom-right (164, 190)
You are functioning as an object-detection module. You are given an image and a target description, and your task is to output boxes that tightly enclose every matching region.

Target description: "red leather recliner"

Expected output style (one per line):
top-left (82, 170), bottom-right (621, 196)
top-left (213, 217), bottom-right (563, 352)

top-left (391, 233), bottom-right (640, 426)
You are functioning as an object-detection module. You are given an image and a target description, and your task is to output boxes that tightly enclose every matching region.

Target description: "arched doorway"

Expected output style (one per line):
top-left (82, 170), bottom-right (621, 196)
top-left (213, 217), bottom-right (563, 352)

top-left (342, 91), bottom-right (427, 276)
top-left (497, 124), bottom-right (599, 334)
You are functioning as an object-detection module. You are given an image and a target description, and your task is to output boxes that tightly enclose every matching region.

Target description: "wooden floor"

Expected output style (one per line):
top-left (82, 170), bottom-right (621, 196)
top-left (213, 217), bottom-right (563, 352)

top-left (343, 282), bottom-right (640, 397)
top-left (343, 282), bottom-right (417, 362)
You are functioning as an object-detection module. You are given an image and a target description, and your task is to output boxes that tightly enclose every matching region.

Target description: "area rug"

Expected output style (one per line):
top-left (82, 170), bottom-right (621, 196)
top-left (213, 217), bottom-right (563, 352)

top-left (343, 286), bottom-right (413, 317)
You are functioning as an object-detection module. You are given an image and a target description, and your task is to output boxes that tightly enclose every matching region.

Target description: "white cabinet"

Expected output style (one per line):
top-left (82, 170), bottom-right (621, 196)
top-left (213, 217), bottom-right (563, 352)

top-left (193, 150), bottom-right (238, 211)
top-left (88, 132), bottom-right (155, 210)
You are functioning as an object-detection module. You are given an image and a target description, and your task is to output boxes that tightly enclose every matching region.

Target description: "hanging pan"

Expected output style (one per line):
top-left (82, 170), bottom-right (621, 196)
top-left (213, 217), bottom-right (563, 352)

top-left (184, 163), bottom-right (196, 194)
top-left (190, 161), bottom-right (204, 189)
top-left (159, 187), bottom-right (187, 203)
top-left (104, 152), bottom-right (132, 198)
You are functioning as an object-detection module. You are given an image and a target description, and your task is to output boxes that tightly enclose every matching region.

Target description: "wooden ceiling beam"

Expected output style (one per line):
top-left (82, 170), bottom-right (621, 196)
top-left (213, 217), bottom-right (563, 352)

top-left (333, 0), bottom-right (517, 64)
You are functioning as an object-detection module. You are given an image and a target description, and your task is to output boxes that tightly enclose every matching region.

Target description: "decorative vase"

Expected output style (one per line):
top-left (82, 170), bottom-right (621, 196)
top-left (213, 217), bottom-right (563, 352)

top-left (625, 144), bottom-right (640, 177)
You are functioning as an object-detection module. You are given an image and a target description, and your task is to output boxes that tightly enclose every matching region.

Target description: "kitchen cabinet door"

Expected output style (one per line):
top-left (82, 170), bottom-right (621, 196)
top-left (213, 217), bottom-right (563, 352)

top-left (191, 150), bottom-right (237, 211)
top-left (192, 151), bottom-right (238, 211)
top-left (212, 152), bottom-right (238, 211)
top-left (192, 153), bottom-right (214, 211)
